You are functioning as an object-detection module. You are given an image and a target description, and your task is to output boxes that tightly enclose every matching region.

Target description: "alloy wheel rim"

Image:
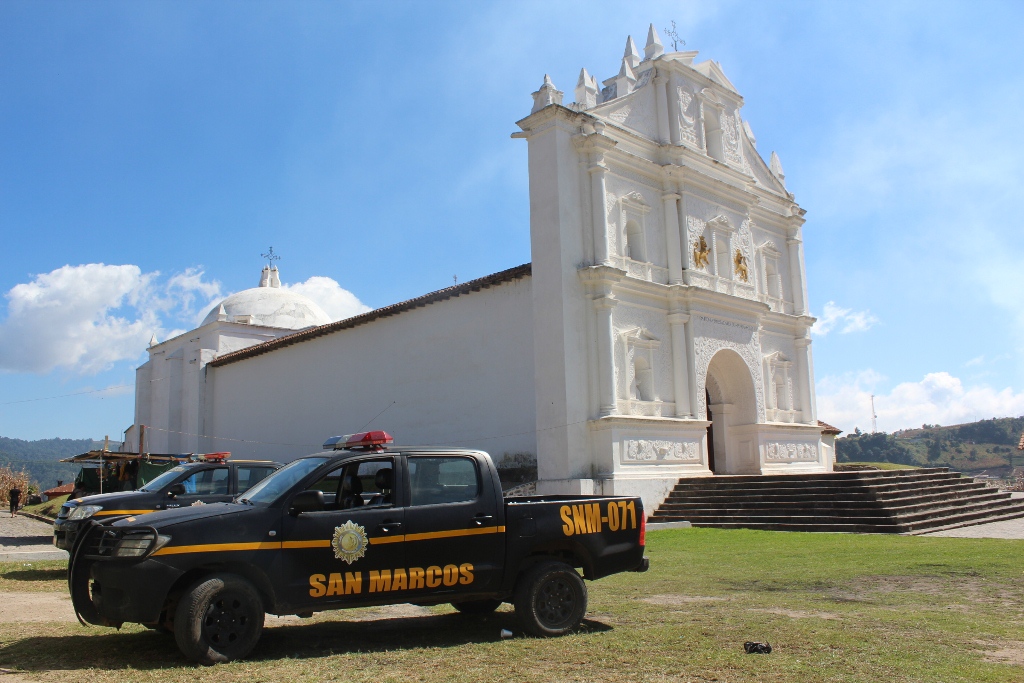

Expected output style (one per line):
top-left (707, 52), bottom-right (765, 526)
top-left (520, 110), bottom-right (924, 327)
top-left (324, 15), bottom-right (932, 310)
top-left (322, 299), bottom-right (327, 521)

top-left (202, 593), bottom-right (250, 646)
top-left (535, 576), bottom-right (576, 627)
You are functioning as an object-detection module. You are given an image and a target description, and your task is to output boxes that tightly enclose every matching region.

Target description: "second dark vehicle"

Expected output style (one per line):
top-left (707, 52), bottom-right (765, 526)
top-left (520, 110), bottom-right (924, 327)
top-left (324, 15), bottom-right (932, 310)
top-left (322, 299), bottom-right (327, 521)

top-left (54, 456), bottom-right (279, 550)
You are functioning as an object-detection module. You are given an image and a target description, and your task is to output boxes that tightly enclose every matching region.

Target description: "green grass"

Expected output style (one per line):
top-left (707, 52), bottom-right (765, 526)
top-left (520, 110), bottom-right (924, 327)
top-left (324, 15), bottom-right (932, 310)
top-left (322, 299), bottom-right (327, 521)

top-left (0, 559), bottom-right (66, 593)
top-left (22, 493), bottom-right (68, 519)
top-left (2, 528), bottom-right (1023, 682)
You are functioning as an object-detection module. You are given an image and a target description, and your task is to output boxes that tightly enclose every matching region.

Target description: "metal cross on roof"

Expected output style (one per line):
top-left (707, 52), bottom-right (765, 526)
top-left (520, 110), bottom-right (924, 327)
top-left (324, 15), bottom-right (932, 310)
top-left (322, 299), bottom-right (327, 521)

top-left (261, 247), bottom-right (281, 267)
top-left (664, 21), bottom-right (685, 51)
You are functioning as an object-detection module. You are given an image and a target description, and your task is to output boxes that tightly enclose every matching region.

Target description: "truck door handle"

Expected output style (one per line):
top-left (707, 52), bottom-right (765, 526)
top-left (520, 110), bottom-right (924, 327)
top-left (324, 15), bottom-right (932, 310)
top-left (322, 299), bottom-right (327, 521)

top-left (377, 522), bottom-right (403, 534)
top-left (471, 514), bottom-right (494, 527)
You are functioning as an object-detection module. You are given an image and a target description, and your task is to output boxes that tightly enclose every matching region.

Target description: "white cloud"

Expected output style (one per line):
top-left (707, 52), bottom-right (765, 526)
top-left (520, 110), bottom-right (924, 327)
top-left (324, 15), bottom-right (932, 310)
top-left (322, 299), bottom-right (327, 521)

top-left (284, 276), bottom-right (371, 322)
top-left (811, 301), bottom-right (878, 336)
top-left (164, 267), bottom-right (222, 318)
top-left (817, 369), bottom-right (1024, 434)
top-left (0, 263), bottom-right (222, 375)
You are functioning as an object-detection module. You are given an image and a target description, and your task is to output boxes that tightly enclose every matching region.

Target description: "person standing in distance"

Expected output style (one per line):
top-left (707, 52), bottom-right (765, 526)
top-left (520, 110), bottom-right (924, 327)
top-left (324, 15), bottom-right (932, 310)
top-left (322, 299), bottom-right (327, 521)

top-left (8, 487), bottom-right (21, 517)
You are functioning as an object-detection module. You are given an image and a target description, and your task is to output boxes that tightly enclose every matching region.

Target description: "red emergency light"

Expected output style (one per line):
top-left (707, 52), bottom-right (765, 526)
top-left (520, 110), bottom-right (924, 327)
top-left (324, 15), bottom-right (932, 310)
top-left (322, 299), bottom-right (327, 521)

top-left (343, 431), bottom-right (394, 451)
top-left (201, 452), bottom-right (231, 461)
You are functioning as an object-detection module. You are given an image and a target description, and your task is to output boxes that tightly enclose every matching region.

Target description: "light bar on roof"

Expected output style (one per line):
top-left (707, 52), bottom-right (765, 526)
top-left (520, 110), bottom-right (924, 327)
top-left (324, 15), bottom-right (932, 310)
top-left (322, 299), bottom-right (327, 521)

top-left (323, 431), bottom-right (394, 451)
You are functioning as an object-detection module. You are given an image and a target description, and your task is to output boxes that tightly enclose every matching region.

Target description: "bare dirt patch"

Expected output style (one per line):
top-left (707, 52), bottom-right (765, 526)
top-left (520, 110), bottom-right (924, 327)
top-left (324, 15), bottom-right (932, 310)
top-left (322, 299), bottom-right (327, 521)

top-left (750, 608), bottom-right (840, 620)
top-left (0, 593), bottom-right (76, 623)
top-left (642, 594), bottom-right (728, 606)
top-left (977, 640), bottom-right (1024, 666)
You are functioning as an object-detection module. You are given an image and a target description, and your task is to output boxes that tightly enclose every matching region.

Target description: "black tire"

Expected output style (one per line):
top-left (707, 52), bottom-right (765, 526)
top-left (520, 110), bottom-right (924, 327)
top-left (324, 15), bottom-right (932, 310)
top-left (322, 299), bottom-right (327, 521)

top-left (513, 561), bottom-right (587, 637)
top-left (451, 599), bottom-right (502, 615)
top-left (173, 573), bottom-right (264, 665)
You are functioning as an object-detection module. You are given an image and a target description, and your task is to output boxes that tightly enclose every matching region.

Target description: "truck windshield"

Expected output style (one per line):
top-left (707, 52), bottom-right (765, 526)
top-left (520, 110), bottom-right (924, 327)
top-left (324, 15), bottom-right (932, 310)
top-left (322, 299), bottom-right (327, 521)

top-left (238, 457), bottom-right (330, 505)
top-left (139, 466), bottom-right (188, 492)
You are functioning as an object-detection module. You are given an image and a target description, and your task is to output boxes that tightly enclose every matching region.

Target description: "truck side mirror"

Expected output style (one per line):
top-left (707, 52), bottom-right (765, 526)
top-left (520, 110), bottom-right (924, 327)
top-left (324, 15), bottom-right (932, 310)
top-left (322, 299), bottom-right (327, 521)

top-left (289, 490), bottom-right (325, 516)
top-left (168, 483), bottom-right (186, 497)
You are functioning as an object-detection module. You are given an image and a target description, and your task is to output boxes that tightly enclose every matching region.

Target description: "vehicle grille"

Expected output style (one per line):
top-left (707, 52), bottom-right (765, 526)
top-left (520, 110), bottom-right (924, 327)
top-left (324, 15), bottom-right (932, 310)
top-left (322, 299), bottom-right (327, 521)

top-left (80, 528), bottom-right (124, 558)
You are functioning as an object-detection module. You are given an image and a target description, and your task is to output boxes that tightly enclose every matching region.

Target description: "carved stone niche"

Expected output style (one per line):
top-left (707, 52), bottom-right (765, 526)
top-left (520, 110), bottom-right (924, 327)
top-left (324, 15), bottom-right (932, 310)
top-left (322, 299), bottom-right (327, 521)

top-left (757, 240), bottom-right (785, 311)
top-left (763, 351), bottom-right (797, 423)
top-left (614, 192), bottom-right (665, 283)
top-left (622, 327), bottom-right (661, 412)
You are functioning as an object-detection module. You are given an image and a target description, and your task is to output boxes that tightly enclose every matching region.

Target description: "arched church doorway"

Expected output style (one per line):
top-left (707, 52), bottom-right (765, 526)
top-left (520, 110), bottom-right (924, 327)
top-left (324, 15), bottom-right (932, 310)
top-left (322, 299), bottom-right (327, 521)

top-left (704, 349), bottom-right (759, 475)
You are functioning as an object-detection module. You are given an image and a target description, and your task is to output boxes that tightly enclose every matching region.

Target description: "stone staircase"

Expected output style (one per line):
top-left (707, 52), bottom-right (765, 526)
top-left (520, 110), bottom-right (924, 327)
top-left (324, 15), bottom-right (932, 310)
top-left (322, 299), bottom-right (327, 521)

top-left (649, 467), bottom-right (1024, 534)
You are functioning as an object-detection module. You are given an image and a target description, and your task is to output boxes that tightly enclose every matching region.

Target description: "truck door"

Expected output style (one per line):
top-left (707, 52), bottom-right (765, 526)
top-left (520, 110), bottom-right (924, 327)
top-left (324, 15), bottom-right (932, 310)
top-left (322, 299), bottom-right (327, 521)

top-left (401, 454), bottom-right (504, 598)
top-left (277, 456), bottom-right (405, 611)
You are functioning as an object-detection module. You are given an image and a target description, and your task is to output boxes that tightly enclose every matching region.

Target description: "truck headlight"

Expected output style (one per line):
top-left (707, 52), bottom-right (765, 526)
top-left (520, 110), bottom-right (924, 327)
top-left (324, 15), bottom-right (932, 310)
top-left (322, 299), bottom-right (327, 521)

top-left (113, 533), bottom-right (170, 558)
top-left (68, 505), bottom-right (103, 521)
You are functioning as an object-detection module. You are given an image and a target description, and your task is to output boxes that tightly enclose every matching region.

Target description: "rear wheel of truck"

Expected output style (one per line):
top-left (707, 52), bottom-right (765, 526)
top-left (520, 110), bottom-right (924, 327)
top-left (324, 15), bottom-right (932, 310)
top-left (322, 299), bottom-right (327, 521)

top-left (513, 561), bottom-right (587, 637)
top-left (173, 573), bottom-right (264, 665)
top-left (451, 599), bottom-right (502, 615)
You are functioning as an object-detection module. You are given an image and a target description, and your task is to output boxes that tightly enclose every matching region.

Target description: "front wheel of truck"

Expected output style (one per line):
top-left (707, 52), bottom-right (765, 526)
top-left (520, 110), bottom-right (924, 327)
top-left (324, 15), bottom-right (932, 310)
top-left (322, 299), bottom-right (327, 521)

top-left (173, 573), bottom-right (265, 666)
top-left (513, 561), bottom-right (587, 637)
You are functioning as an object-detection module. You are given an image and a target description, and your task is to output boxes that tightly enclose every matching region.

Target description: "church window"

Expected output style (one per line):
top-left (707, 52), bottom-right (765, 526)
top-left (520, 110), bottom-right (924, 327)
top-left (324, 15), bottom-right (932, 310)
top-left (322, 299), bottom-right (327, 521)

top-left (625, 220), bottom-right (645, 261)
top-left (633, 355), bottom-right (654, 402)
top-left (704, 106), bottom-right (725, 162)
top-left (758, 241), bottom-right (785, 310)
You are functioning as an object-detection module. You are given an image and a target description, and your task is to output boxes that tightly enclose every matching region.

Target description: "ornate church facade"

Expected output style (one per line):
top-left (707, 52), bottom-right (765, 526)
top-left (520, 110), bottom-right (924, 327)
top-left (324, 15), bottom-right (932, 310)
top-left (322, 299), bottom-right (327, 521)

top-left (131, 28), bottom-right (833, 513)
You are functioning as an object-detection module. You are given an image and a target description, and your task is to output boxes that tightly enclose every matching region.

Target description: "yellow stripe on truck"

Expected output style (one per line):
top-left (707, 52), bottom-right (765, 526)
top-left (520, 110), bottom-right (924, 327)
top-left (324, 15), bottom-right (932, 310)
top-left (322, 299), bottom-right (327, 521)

top-left (152, 541), bottom-right (282, 556)
top-left (151, 526), bottom-right (506, 556)
top-left (94, 510), bottom-right (155, 516)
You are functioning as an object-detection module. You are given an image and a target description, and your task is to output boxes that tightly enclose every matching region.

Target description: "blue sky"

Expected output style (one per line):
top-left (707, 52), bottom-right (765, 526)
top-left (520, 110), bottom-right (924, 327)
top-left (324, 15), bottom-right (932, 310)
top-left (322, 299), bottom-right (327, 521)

top-left (1, 0), bottom-right (1023, 440)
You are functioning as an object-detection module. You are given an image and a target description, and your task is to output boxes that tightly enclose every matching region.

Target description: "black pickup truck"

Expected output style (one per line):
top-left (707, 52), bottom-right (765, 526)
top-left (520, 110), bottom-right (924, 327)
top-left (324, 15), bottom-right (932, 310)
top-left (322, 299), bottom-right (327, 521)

top-left (54, 457), bottom-right (280, 550)
top-left (68, 431), bottom-right (648, 665)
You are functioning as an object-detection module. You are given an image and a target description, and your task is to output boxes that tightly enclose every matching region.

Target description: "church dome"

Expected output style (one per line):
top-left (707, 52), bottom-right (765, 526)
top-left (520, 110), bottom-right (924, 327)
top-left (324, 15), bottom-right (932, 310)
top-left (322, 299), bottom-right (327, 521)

top-left (202, 266), bottom-right (331, 330)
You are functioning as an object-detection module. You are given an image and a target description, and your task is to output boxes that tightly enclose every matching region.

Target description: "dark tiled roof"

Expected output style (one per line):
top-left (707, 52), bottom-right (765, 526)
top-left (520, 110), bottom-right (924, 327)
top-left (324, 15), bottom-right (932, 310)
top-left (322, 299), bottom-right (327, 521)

top-left (43, 483), bottom-right (74, 496)
top-left (818, 420), bottom-right (842, 435)
top-left (209, 263), bottom-right (532, 369)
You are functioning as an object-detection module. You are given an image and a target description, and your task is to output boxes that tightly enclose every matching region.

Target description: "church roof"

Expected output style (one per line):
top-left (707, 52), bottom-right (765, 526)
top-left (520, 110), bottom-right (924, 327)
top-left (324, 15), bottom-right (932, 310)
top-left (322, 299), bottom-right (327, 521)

top-left (200, 266), bottom-right (331, 330)
top-left (208, 263), bottom-right (532, 368)
top-left (818, 420), bottom-right (842, 435)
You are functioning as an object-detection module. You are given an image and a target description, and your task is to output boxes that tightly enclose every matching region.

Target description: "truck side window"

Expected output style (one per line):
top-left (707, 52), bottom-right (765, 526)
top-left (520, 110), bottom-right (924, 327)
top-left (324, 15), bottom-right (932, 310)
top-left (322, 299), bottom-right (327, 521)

top-left (408, 457), bottom-right (479, 506)
top-left (182, 468), bottom-right (229, 496)
top-left (306, 458), bottom-right (393, 510)
top-left (237, 466), bottom-right (275, 493)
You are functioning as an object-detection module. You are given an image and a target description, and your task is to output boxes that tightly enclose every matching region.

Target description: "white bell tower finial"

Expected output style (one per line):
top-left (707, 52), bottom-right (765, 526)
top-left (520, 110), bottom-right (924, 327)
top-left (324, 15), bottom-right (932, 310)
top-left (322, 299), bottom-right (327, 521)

top-left (531, 74), bottom-right (564, 113)
top-left (644, 24), bottom-right (664, 60)
top-left (623, 36), bottom-right (641, 69)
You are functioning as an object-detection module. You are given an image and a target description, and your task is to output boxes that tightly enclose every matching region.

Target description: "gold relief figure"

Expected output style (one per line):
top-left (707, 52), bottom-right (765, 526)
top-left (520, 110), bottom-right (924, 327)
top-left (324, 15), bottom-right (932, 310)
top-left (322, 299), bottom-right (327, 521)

top-left (734, 249), bottom-right (749, 282)
top-left (693, 236), bottom-right (710, 269)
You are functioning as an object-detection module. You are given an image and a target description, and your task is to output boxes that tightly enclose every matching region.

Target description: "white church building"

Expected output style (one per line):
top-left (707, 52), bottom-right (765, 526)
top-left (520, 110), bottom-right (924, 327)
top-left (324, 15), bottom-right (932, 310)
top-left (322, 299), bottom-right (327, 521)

top-left (130, 27), bottom-right (834, 514)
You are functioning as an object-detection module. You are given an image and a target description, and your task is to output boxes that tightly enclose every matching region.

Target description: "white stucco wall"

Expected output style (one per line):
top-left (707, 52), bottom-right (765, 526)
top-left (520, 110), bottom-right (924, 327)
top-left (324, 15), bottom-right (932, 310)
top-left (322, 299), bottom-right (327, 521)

top-left (203, 275), bottom-right (536, 463)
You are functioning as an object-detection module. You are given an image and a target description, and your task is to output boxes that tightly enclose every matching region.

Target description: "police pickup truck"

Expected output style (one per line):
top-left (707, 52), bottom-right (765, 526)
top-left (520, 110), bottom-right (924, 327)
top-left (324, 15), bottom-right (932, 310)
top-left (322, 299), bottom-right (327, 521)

top-left (68, 431), bottom-right (649, 665)
top-left (54, 455), bottom-right (279, 550)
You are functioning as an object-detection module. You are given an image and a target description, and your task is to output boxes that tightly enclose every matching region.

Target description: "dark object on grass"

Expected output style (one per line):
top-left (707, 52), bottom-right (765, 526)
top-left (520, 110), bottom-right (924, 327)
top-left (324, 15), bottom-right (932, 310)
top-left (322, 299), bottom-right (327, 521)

top-left (744, 641), bottom-right (772, 654)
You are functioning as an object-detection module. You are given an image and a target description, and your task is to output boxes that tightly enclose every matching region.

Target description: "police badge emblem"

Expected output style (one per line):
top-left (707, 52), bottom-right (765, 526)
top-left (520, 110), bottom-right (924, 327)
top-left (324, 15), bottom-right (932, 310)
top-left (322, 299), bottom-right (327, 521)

top-left (331, 520), bottom-right (368, 564)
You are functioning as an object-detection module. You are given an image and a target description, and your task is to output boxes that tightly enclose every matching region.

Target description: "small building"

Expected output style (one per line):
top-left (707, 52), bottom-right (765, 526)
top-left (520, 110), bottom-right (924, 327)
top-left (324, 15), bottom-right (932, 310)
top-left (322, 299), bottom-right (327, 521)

top-left (41, 482), bottom-right (74, 502)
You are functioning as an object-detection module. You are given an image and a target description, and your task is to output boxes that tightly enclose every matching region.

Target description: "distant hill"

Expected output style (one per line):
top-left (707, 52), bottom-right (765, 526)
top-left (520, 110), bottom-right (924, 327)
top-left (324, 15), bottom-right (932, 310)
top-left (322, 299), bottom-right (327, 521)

top-left (836, 416), bottom-right (1024, 474)
top-left (0, 437), bottom-right (102, 491)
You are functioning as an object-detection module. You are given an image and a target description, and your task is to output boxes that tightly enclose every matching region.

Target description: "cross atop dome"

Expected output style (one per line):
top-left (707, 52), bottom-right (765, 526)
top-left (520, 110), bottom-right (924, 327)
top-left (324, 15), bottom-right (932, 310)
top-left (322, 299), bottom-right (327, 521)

top-left (259, 246), bottom-right (282, 288)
